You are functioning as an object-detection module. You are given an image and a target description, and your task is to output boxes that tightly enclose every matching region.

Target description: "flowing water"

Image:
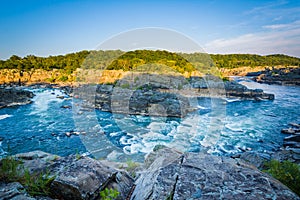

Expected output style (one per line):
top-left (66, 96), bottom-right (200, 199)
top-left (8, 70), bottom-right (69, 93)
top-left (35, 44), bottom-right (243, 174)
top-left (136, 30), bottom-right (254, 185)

top-left (0, 78), bottom-right (299, 161)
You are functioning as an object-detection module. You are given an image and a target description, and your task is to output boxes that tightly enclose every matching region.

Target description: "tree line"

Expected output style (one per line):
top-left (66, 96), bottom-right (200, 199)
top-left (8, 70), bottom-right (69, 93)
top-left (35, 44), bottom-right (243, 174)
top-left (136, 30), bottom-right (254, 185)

top-left (1, 50), bottom-right (299, 74)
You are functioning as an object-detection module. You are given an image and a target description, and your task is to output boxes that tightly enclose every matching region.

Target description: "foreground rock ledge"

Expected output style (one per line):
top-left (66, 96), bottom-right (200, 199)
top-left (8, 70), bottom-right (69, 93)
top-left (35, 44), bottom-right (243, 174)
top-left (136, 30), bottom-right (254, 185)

top-left (0, 149), bottom-right (299, 200)
top-left (133, 147), bottom-right (299, 200)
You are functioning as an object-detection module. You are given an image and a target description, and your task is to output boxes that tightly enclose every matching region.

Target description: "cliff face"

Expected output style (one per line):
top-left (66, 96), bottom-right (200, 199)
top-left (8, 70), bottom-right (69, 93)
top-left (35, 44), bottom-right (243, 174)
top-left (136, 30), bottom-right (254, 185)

top-left (0, 69), bottom-right (204, 86)
top-left (0, 148), bottom-right (299, 200)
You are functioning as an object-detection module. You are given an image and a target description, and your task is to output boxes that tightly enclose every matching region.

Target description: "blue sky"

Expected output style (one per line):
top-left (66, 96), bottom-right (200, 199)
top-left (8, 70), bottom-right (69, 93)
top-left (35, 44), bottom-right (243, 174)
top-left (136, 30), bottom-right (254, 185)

top-left (0, 0), bottom-right (300, 59)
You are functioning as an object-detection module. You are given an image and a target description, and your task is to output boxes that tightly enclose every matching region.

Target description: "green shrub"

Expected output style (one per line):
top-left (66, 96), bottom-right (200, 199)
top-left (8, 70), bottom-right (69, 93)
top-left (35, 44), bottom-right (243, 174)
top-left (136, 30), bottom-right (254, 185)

top-left (58, 75), bottom-right (69, 82)
top-left (0, 156), bottom-right (22, 182)
top-left (222, 76), bottom-right (230, 82)
top-left (0, 156), bottom-right (55, 197)
top-left (264, 160), bottom-right (300, 196)
top-left (23, 169), bottom-right (55, 196)
top-left (100, 188), bottom-right (120, 200)
top-left (46, 77), bottom-right (56, 83)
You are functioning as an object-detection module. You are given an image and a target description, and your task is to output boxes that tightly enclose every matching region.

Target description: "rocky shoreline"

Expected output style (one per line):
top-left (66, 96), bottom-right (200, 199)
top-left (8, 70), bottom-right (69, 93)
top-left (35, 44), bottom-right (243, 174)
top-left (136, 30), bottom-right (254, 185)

top-left (72, 76), bottom-right (274, 118)
top-left (0, 75), bottom-right (275, 117)
top-left (0, 147), bottom-right (299, 200)
top-left (249, 67), bottom-right (300, 86)
top-left (0, 86), bottom-right (34, 109)
top-left (230, 122), bottom-right (300, 172)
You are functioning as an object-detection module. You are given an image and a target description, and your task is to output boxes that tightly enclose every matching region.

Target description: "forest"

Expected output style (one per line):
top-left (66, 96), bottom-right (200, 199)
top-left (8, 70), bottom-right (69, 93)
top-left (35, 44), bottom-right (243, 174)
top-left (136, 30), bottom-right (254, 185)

top-left (1, 50), bottom-right (299, 75)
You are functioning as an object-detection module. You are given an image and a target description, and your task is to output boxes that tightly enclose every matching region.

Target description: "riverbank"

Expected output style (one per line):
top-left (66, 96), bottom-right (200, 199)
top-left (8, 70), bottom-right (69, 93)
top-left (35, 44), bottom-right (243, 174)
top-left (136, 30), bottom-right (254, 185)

top-left (0, 147), bottom-right (299, 200)
top-left (253, 66), bottom-right (300, 86)
top-left (0, 87), bottom-right (34, 108)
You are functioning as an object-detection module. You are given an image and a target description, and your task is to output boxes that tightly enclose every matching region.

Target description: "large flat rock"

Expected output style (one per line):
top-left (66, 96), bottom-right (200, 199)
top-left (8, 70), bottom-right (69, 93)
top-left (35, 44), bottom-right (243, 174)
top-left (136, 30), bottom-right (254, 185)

top-left (132, 147), bottom-right (300, 200)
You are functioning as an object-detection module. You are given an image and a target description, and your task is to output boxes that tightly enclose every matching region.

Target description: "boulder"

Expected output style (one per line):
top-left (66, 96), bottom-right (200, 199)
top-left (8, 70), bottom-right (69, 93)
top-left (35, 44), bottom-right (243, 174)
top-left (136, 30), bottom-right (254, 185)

top-left (15, 150), bottom-right (59, 174)
top-left (50, 156), bottom-right (117, 199)
top-left (14, 151), bottom-right (134, 200)
top-left (131, 147), bottom-right (300, 200)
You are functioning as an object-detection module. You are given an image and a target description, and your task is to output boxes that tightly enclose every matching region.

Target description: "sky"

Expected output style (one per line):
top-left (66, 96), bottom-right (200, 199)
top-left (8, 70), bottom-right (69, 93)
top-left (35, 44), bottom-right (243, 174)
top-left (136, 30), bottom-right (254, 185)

top-left (0, 0), bottom-right (300, 60)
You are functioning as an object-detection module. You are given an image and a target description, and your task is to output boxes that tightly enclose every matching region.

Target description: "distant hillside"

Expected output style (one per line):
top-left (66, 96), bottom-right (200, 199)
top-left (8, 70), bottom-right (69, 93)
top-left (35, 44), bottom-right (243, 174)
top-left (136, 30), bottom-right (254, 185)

top-left (106, 50), bottom-right (195, 73)
top-left (1, 50), bottom-right (299, 72)
top-left (0, 50), bottom-right (299, 84)
top-left (210, 54), bottom-right (300, 69)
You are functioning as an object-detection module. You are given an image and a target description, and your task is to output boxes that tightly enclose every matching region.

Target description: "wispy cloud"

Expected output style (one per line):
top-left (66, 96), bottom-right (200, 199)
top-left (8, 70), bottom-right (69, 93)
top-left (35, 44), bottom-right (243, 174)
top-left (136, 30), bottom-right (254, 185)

top-left (263, 24), bottom-right (289, 29)
top-left (263, 20), bottom-right (300, 30)
top-left (244, 0), bottom-right (300, 24)
top-left (244, 0), bottom-right (288, 15)
top-left (204, 20), bottom-right (300, 57)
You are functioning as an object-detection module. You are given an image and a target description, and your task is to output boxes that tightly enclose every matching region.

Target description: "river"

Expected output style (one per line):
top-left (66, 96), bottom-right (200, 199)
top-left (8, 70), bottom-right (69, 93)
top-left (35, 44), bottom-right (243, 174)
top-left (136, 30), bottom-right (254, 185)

top-left (0, 77), bottom-right (299, 162)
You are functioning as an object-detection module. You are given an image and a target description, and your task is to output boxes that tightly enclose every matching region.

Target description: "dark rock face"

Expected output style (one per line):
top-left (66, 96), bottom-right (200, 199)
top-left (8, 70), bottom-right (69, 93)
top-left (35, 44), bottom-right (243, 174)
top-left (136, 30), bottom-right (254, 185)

top-left (0, 87), bottom-right (34, 108)
top-left (246, 71), bottom-right (263, 76)
top-left (51, 157), bottom-right (116, 199)
top-left (189, 77), bottom-right (275, 100)
top-left (76, 84), bottom-right (196, 118)
top-left (75, 76), bottom-right (274, 119)
top-left (224, 81), bottom-right (274, 100)
top-left (132, 147), bottom-right (299, 200)
top-left (280, 123), bottom-right (300, 164)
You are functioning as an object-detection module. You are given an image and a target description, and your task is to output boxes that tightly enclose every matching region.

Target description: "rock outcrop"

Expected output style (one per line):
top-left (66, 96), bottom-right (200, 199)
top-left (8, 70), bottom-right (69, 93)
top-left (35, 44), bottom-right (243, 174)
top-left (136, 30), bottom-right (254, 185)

top-left (281, 123), bottom-right (300, 163)
top-left (75, 83), bottom-right (196, 118)
top-left (0, 87), bottom-right (34, 108)
top-left (254, 67), bottom-right (300, 86)
top-left (1, 149), bottom-right (299, 199)
top-left (2, 150), bottom-right (134, 200)
top-left (189, 76), bottom-right (275, 100)
top-left (74, 75), bottom-right (274, 119)
top-left (132, 147), bottom-right (299, 200)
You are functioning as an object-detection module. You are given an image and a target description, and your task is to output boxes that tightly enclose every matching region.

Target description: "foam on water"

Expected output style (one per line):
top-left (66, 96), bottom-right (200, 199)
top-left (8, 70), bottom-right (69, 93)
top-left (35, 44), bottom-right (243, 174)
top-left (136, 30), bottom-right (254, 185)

top-left (29, 89), bottom-right (65, 115)
top-left (0, 78), bottom-right (299, 160)
top-left (0, 114), bottom-right (12, 120)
